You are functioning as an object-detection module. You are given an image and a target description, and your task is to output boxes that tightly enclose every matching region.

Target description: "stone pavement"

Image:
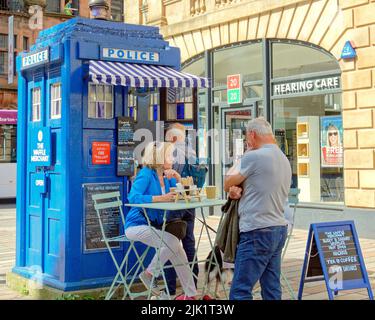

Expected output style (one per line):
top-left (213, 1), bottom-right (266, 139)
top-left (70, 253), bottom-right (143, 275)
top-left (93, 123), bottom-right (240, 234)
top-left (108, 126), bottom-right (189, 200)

top-left (0, 204), bottom-right (374, 300)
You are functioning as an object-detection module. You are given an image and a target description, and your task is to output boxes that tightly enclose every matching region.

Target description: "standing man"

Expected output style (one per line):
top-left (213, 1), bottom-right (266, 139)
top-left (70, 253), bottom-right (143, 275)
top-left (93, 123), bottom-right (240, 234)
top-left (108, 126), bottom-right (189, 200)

top-left (224, 117), bottom-right (291, 300)
top-left (162, 123), bottom-right (199, 299)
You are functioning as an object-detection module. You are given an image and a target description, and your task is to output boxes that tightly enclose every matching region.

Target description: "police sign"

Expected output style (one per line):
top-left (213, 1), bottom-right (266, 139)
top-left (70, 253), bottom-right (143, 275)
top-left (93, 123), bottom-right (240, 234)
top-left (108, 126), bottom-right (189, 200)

top-left (22, 48), bottom-right (50, 70)
top-left (102, 47), bottom-right (160, 63)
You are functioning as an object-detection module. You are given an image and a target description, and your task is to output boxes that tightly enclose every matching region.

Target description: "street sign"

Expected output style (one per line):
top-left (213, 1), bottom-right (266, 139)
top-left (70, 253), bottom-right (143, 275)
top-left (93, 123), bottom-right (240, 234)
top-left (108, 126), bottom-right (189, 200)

top-left (227, 74), bottom-right (242, 104)
top-left (8, 16), bottom-right (14, 84)
top-left (341, 41), bottom-right (356, 59)
top-left (298, 221), bottom-right (373, 300)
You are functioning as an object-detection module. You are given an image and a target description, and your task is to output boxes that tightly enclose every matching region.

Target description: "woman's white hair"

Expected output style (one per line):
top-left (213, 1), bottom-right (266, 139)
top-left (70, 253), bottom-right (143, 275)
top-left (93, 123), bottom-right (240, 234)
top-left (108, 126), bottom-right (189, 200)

top-left (246, 117), bottom-right (273, 136)
top-left (142, 141), bottom-right (173, 169)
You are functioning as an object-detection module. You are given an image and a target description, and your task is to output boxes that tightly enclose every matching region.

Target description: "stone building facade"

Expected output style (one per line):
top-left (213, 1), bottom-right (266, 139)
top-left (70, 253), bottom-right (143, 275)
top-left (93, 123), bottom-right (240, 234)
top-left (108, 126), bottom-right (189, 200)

top-left (124, 0), bottom-right (375, 210)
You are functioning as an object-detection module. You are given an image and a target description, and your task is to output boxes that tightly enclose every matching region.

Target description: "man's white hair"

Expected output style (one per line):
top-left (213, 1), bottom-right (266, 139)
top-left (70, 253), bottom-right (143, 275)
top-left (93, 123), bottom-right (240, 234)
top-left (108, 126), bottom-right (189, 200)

top-left (165, 127), bottom-right (185, 142)
top-left (246, 117), bottom-right (273, 136)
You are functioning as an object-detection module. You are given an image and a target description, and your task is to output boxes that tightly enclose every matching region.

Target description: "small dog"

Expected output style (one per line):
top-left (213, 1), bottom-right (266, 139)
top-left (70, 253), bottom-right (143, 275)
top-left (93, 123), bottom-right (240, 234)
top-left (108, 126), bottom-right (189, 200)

top-left (204, 246), bottom-right (234, 299)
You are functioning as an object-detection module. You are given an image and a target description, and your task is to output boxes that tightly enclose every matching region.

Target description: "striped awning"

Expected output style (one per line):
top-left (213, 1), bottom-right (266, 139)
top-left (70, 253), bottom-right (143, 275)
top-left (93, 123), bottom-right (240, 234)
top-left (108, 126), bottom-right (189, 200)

top-left (89, 60), bottom-right (210, 88)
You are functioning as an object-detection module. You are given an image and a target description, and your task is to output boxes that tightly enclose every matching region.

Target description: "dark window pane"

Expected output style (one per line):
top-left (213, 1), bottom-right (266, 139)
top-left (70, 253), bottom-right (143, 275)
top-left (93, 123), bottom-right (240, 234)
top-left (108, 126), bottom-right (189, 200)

top-left (272, 43), bottom-right (340, 78)
top-left (0, 34), bottom-right (7, 48)
top-left (111, 0), bottom-right (123, 21)
top-left (23, 36), bottom-right (29, 50)
top-left (0, 52), bottom-right (8, 74)
top-left (46, 0), bottom-right (60, 13)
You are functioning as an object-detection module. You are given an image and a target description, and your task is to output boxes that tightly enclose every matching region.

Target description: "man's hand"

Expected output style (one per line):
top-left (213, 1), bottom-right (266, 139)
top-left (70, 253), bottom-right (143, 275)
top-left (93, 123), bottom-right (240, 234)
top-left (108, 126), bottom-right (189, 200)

top-left (229, 186), bottom-right (242, 200)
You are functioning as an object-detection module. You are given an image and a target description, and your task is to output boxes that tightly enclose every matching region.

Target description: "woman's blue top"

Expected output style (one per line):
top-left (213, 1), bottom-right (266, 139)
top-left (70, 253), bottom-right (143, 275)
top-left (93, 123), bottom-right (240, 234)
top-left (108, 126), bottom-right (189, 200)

top-left (125, 167), bottom-right (177, 229)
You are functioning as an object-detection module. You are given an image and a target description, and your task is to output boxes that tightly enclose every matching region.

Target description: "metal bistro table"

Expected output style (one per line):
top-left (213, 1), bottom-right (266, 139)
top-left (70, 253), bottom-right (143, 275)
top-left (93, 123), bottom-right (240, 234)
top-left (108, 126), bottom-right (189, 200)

top-left (125, 198), bottom-right (228, 300)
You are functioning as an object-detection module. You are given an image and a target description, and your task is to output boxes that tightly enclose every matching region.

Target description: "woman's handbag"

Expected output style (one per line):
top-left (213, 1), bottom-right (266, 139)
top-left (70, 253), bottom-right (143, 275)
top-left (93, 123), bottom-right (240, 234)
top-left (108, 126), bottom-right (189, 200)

top-left (165, 219), bottom-right (187, 240)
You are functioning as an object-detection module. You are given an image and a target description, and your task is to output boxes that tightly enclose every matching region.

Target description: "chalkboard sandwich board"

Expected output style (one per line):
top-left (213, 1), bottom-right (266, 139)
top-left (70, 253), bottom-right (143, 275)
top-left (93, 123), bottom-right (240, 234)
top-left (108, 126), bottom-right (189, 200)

top-left (117, 116), bottom-right (135, 146)
top-left (298, 221), bottom-right (373, 300)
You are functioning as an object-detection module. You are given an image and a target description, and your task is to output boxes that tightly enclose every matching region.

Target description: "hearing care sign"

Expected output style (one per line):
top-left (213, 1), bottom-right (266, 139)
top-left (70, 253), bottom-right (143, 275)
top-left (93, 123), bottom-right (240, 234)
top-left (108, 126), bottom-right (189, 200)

top-left (273, 76), bottom-right (340, 97)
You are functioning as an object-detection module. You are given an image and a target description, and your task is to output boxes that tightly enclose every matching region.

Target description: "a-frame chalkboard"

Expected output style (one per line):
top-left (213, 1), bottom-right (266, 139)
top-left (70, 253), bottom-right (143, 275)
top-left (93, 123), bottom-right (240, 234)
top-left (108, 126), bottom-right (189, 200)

top-left (298, 221), bottom-right (373, 300)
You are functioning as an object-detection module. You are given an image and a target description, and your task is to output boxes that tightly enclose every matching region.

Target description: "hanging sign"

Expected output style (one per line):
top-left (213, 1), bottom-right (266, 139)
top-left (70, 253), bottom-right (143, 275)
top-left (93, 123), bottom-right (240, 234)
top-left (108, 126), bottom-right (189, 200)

top-left (30, 128), bottom-right (51, 166)
top-left (341, 41), bottom-right (357, 60)
top-left (8, 16), bottom-right (14, 84)
top-left (320, 116), bottom-right (343, 168)
top-left (92, 141), bottom-right (111, 165)
top-left (298, 221), bottom-right (374, 300)
top-left (227, 74), bottom-right (242, 104)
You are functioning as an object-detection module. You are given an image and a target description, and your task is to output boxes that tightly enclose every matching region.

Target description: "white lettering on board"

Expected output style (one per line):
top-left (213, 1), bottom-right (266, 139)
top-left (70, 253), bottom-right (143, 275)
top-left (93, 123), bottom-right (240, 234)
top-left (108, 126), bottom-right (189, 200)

top-left (102, 48), bottom-right (160, 62)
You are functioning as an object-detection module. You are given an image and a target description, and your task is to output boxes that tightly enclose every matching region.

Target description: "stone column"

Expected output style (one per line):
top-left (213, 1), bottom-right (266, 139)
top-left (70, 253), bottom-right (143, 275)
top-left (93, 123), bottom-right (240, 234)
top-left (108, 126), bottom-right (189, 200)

top-left (147, 0), bottom-right (167, 26)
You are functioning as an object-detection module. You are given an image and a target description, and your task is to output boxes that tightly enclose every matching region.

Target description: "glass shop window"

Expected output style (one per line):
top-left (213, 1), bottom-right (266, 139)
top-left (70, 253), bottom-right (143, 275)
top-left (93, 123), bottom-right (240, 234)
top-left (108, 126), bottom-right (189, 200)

top-left (167, 88), bottom-right (193, 121)
top-left (88, 84), bottom-right (114, 119)
top-left (272, 42), bottom-right (339, 78)
top-left (0, 125), bottom-right (17, 163)
top-left (127, 89), bottom-right (138, 121)
top-left (32, 87), bottom-right (41, 122)
top-left (148, 90), bottom-right (160, 121)
top-left (50, 83), bottom-right (62, 119)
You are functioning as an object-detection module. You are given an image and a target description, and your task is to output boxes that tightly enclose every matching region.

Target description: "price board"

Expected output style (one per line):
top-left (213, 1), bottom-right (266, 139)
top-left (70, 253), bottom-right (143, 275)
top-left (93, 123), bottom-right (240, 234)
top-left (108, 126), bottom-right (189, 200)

top-left (298, 221), bottom-right (373, 300)
top-left (227, 74), bottom-right (242, 105)
top-left (117, 146), bottom-right (135, 177)
top-left (117, 116), bottom-right (135, 146)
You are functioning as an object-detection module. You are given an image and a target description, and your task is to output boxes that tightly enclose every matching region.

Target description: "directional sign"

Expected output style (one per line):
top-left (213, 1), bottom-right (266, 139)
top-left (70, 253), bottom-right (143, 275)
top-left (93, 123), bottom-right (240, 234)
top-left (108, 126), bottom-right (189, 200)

top-left (227, 74), bottom-right (242, 105)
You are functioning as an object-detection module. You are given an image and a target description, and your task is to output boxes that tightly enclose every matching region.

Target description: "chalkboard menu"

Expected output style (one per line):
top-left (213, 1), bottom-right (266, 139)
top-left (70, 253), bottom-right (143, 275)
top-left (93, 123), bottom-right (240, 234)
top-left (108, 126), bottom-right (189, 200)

top-left (83, 183), bottom-right (122, 251)
top-left (299, 221), bottom-right (373, 300)
top-left (118, 116), bottom-right (135, 146)
top-left (317, 226), bottom-right (363, 282)
top-left (117, 146), bottom-right (135, 177)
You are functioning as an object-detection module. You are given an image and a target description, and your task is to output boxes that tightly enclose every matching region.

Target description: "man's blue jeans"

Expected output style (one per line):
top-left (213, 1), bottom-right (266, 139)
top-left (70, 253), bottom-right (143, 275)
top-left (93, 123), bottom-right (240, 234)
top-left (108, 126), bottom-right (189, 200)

top-left (164, 209), bottom-right (199, 295)
top-left (229, 225), bottom-right (288, 300)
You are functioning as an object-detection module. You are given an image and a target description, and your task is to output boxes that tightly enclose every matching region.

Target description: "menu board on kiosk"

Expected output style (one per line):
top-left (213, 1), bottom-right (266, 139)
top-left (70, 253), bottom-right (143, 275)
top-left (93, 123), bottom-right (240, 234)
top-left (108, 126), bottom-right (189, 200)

top-left (298, 221), bottom-right (374, 300)
top-left (118, 116), bottom-right (135, 146)
top-left (117, 146), bottom-right (135, 177)
top-left (83, 183), bottom-right (122, 251)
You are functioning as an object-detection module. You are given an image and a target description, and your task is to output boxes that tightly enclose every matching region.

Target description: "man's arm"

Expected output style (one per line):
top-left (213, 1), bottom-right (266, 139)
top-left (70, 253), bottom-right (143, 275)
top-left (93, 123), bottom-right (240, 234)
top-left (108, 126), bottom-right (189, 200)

top-left (224, 164), bottom-right (246, 192)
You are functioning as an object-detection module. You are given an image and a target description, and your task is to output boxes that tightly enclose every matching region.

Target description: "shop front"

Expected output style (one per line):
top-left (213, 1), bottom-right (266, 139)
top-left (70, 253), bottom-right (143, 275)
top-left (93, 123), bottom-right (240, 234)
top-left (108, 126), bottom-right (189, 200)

top-left (182, 40), bottom-right (343, 204)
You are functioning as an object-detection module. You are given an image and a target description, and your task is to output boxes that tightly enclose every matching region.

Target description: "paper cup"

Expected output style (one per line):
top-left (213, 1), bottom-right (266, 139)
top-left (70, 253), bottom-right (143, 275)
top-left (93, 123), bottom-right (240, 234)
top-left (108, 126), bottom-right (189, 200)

top-left (205, 186), bottom-right (217, 199)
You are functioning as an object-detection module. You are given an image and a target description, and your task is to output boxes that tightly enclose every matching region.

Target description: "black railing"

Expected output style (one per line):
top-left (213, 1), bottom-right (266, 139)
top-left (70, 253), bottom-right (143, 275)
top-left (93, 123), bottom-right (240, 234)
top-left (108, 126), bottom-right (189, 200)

top-left (0, 0), bottom-right (25, 12)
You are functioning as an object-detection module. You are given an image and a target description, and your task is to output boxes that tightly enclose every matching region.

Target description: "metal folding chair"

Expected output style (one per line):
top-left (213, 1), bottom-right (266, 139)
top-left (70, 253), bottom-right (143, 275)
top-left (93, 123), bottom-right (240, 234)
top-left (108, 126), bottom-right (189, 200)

top-left (92, 191), bottom-right (150, 300)
top-left (280, 187), bottom-right (300, 300)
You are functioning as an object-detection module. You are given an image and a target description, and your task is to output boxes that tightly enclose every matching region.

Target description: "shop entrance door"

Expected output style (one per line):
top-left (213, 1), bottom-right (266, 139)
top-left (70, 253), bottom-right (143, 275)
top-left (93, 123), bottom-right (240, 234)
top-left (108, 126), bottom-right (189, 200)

top-left (218, 103), bottom-right (257, 197)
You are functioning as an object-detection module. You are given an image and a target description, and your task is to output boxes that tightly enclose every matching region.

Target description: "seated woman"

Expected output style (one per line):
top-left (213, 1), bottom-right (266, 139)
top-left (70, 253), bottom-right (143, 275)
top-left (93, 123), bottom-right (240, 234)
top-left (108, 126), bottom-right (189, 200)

top-left (125, 141), bottom-right (197, 300)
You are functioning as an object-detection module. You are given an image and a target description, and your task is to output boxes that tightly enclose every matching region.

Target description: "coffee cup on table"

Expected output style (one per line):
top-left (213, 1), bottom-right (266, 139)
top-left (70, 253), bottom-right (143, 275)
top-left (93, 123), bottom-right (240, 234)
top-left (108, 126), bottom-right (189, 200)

top-left (205, 186), bottom-right (217, 199)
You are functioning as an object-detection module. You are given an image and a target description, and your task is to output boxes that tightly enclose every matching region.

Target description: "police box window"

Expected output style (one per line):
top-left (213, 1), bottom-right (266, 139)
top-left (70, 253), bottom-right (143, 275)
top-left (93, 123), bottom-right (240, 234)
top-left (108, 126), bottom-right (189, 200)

top-left (51, 83), bottom-right (62, 119)
top-left (88, 84), bottom-right (114, 119)
top-left (32, 87), bottom-right (41, 122)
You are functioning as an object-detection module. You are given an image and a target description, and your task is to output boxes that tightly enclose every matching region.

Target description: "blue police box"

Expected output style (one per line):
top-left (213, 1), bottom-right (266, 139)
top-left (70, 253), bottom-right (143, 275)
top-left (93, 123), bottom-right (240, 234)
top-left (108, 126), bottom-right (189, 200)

top-left (15, 17), bottom-right (208, 291)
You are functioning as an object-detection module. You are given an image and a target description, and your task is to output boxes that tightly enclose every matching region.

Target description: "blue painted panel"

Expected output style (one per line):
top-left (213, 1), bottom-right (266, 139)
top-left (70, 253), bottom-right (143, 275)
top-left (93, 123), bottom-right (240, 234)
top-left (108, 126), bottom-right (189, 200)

top-left (48, 174), bottom-right (63, 210)
top-left (48, 218), bottom-right (60, 256)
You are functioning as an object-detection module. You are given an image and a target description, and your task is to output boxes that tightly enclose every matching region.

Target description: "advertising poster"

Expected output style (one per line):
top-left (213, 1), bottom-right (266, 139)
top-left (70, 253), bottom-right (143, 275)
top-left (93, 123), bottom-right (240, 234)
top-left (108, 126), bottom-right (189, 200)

top-left (320, 116), bottom-right (343, 168)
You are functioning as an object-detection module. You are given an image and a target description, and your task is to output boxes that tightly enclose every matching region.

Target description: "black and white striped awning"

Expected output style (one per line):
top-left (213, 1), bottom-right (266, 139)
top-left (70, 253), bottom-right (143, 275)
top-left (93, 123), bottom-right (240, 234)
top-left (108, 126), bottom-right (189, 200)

top-left (89, 60), bottom-right (210, 88)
